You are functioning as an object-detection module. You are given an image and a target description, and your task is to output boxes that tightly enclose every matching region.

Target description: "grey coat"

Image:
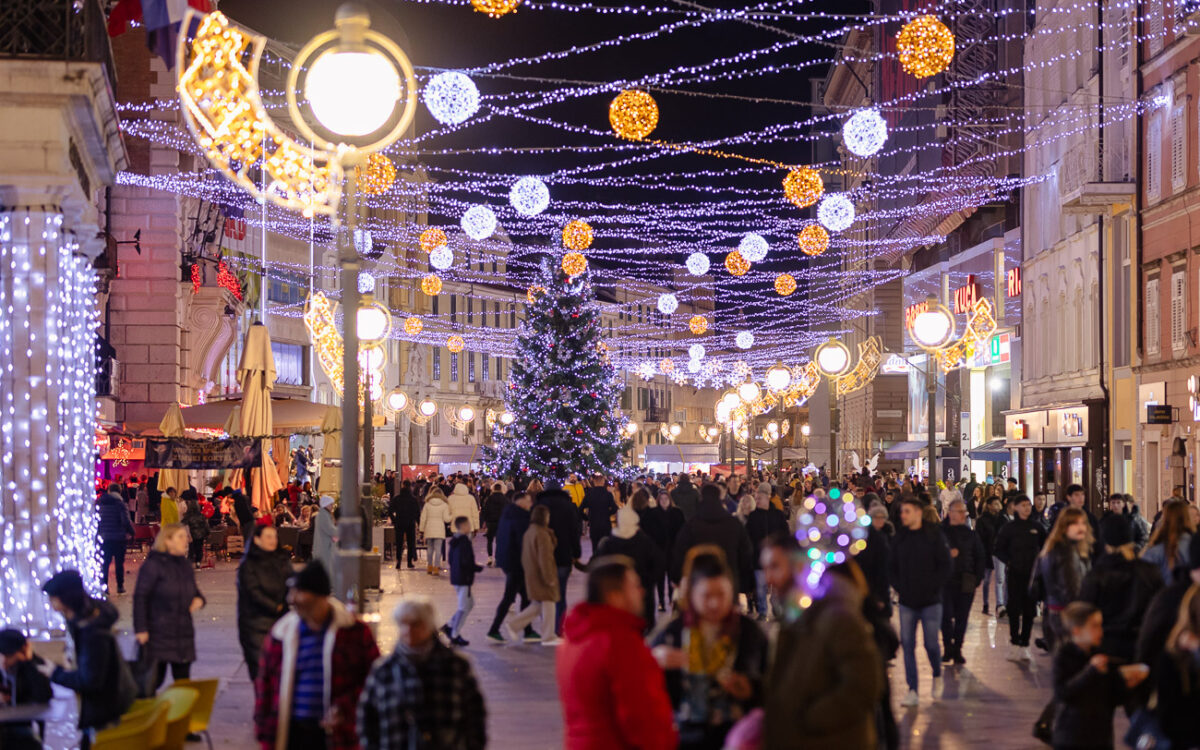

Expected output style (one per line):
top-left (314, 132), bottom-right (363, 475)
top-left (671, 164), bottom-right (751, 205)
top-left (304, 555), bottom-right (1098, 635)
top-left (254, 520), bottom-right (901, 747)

top-left (313, 507), bottom-right (337, 576)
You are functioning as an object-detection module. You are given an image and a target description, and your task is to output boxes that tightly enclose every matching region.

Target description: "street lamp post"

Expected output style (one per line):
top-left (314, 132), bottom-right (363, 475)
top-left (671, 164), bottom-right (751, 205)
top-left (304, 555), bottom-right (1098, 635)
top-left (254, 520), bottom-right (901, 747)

top-left (801, 422), bottom-right (811, 465)
top-left (908, 295), bottom-right (955, 484)
top-left (814, 339), bottom-right (852, 478)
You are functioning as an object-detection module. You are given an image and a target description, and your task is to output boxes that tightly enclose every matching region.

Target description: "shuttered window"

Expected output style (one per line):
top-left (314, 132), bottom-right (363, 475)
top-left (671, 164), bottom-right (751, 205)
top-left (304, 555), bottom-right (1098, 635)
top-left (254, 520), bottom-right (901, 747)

top-left (1148, 117), bottom-right (1163, 201)
top-left (1171, 271), bottom-right (1187, 351)
top-left (1172, 106), bottom-right (1187, 192)
top-left (1147, 278), bottom-right (1161, 356)
top-left (1149, 0), bottom-right (1164, 56)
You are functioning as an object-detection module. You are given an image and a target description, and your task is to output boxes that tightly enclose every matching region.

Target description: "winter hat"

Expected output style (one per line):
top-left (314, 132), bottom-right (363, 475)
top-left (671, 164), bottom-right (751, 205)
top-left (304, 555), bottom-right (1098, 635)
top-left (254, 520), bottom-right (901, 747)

top-left (41, 570), bottom-right (87, 614)
top-left (319, 495), bottom-right (335, 509)
top-left (0, 629), bottom-right (27, 656)
top-left (868, 504), bottom-right (889, 521)
top-left (613, 507), bottom-right (640, 540)
top-left (289, 560), bottom-right (332, 597)
top-left (1099, 514), bottom-right (1132, 548)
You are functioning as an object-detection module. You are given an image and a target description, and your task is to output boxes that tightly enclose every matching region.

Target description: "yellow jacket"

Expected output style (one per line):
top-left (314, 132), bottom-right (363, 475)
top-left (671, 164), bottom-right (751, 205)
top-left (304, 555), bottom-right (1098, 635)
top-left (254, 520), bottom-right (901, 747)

top-left (160, 495), bottom-right (179, 524)
top-left (566, 482), bottom-right (584, 506)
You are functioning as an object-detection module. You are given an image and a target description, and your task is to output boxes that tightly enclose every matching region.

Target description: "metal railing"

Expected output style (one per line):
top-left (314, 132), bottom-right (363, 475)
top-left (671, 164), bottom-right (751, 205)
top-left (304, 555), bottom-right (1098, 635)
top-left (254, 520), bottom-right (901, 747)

top-left (0, 0), bottom-right (116, 86)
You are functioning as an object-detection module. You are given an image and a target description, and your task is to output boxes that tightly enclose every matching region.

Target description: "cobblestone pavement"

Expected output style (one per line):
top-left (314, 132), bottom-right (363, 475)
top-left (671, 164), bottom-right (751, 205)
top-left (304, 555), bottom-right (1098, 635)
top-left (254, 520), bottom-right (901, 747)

top-left (51, 535), bottom-right (1129, 749)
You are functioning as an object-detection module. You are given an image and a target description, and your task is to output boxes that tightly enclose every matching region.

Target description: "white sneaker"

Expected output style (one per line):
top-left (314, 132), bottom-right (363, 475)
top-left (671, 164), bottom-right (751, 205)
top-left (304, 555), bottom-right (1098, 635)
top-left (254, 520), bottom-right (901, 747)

top-left (900, 689), bottom-right (919, 707)
top-left (931, 675), bottom-right (943, 700)
top-left (1023, 646), bottom-right (1035, 662)
top-left (541, 638), bottom-right (563, 647)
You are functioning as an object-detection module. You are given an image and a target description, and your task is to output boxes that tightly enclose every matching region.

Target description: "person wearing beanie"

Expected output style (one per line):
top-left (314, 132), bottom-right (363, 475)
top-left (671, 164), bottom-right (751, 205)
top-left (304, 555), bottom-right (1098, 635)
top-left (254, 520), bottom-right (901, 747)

top-left (596, 507), bottom-right (662, 630)
top-left (254, 561), bottom-right (379, 750)
top-left (1078, 514), bottom-right (1164, 662)
top-left (1136, 531), bottom-right (1200, 681)
top-left (0, 628), bottom-right (54, 750)
top-left (312, 495), bottom-right (337, 578)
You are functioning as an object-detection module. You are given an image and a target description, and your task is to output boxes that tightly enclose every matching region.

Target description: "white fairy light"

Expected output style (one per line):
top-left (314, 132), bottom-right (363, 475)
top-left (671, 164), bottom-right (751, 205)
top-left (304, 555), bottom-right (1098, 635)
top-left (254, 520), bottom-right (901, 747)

top-left (430, 245), bottom-right (454, 270)
top-left (461, 205), bottom-right (497, 240)
top-left (685, 252), bottom-right (710, 276)
top-left (357, 271), bottom-right (375, 294)
top-left (842, 108), bottom-right (888, 157)
top-left (657, 293), bottom-right (679, 315)
top-left (817, 194), bottom-right (856, 232)
top-left (353, 227), bottom-right (373, 255)
top-left (738, 233), bottom-right (769, 262)
top-left (509, 176), bottom-right (551, 217)
top-left (688, 343), bottom-right (706, 360)
top-left (687, 358), bottom-right (702, 373)
top-left (736, 331), bottom-right (755, 349)
top-left (423, 71), bottom-right (481, 126)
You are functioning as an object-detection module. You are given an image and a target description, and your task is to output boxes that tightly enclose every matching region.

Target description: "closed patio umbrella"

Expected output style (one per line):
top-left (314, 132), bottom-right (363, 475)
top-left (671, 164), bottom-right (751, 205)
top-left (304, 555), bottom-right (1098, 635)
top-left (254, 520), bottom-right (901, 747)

top-left (156, 402), bottom-right (190, 495)
top-left (223, 404), bottom-right (243, 491)
top-left (238, 323), bottom-right (283, 512)
top-left (317, 405), bottom-right (341, 497)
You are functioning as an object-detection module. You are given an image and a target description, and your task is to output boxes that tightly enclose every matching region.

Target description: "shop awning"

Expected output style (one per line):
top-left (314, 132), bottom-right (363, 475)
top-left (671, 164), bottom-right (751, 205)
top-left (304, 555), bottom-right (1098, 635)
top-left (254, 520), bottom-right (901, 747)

top-left (129, 398), bottom-right (332, 434)
top-left (644, 443), bottom-right (720, 464)
top-left (883, 441), bottom-right (955, 460)
top-left (968, 439), bottom-right (1009, 462)
top-left (428, 444), bottom-right (483, 464)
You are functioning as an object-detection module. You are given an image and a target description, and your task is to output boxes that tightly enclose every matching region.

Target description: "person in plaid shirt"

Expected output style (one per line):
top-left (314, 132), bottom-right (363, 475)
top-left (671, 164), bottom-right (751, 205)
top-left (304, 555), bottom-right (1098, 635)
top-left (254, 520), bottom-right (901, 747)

top-left (254, 562), bottom-right (379, 750)
top-left (358, 596), bottom-right (487, 750)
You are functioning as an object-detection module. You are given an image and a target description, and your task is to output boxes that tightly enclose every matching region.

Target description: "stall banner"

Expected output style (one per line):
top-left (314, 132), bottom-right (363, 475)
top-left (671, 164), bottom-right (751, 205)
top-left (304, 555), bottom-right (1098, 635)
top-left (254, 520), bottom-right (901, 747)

top-left (144, 437), bottom-right (262, 469)
top-left (401, 464), bottom-right (438, 481)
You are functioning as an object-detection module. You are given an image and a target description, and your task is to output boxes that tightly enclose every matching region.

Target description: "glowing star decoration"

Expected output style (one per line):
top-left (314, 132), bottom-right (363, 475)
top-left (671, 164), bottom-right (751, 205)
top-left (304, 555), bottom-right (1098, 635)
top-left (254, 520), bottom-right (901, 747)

top-left (689, 315), bottom-right (708, 335)
top-left (637, 361), bottom-right (657, 380)
top-left (509, 176), bottom-right (550, 217)
top-left (897, 15), bottom-right (955, 78)
top-left (471, 0), bottom-right (521, 17)
top-left (423, 71), bottom-right (481, 125)
top-left (526, 284), bottom-right (546, 303)
top-left (354, 228), bottom-right (373, 255)
top-left (421, 274), bottom-right (442, 296)
top-left (354, 152), bottom-right (396, 195)
top-left (736, 331), bottom-right (754, 349)
top-left (842, 108), bottom-right (888, 157)
top-left (562, 219), bottom-right (594, 251)
top-left (783, 167), bottom-right (824, 209)
top-left (403, 316), bottom-right (423, 336)
top-left (357, 271), bottom-right (375, 294)
top-left (608, 90), bottom-right (659, 141)
top-left (797, 224), bottom-right (830, 256)
top-left (420, 227), bottom-right (447, 253)
top-left (688, 343), bottom-right (706, 360)
top-left (461, 205), bottom-right (497, 240)
top-left (657, 293), bottom-right (679, 315)
top-left (562, 251), bottom-right (588, 277)
top-left (738, 233), bottom-right (769, 263)
top-left (430, 245), bottom-right (454, 270)
top-left (817, 194), bottom-right (856, 232)
top-left (685, 252), bottom-right (710, 276)
top-left (725, 250), bottom-right (751, 276)
top-left (791, 494), bottom-right (871, 610)
top-left (447, 335), bottom-right (466, 353)
top-left (775, 273), bottom-right (797, 296)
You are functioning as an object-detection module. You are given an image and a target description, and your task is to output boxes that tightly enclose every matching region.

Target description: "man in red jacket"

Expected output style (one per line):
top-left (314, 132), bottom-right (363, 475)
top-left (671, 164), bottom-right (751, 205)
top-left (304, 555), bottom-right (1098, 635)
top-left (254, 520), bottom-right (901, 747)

top-left (556, 557), bottom-right (677, 750)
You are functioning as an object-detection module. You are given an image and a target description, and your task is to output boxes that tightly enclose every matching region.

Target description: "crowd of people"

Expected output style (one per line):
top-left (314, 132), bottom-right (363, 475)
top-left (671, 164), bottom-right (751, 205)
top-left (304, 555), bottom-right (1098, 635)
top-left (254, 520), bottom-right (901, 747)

top-left (6, 465), bottom-right (1200, 750)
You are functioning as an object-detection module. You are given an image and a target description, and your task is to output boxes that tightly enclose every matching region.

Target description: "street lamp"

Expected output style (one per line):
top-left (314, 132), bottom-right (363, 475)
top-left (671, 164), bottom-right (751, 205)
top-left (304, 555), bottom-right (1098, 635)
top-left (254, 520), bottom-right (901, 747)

top-left (418, 397), bottom-right (439, 418)
top-left (385, 388), bottom-right (409, 412)
top-left (457, 405), bottom-right (476, 423)
top-left (801, 422), bottom-right (811, 464)
top-left (356, 295), bottom-right (392, 346)
top-left (907, 295), bottom-right (954, 483)
top-left (499, 411), bottom-right (516, 426)
top-left (814, 339), bottom-right (852, 378)
top-left (738, 378), bottom-right (762, 405)
top-left (765, 361), bottom-right (792, 394)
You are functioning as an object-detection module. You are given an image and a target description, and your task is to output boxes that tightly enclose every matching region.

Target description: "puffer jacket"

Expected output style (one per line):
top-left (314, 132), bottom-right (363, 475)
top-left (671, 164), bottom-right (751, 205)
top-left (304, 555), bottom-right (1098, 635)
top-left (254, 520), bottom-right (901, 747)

top-left (50, 598), bottom-right (136, 730)
top-left (447, 484), bottom-right (480, 531)
top-left (670, 478), bottom-right (700, 521)
top-left (133, 550), bottom-right (205, 662)
top-left (993, 516), bottom-right (1047, 576)
top-left (419, 493), bottom-right (452, 539)
top-left (97, 492), bottom-right (134, 541)
top-left (1078, 550), bottom-right (1164, 659)
top-left (236, 541), bottom-right (292, 649)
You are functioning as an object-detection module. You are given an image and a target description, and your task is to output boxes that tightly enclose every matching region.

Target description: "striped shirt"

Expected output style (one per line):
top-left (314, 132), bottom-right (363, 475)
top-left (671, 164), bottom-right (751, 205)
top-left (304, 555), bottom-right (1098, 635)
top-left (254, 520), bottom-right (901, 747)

top-left (292, 619), bottom-right (326, 720)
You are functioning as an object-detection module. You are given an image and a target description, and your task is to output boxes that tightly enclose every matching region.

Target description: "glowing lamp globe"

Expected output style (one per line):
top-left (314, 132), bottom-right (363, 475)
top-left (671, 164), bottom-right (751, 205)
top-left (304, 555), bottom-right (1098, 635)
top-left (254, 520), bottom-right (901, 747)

top-left (739, 233), bottom-right (769, 263)
top-left (625, 422), bottom-right (639, 436)
top-left (421, 274), bottom-right (442, 296)
top-left (715, 400), bottom-right (733, 424)
top-left (357, 299), bottom-right (392, 344)
top-left (562, 219), bottom-right (594, 251)
top-left (735, 331), bottom-right (754, 349)
top-left (499, 411), bottom-right (515, 426)
top-left (418, 398), bottom-right (438, 417)
top-left (423, 71), bottom-right (480, 126)
top-left (814, 339), bottom-right (852, 378)
top-left (386, 389), bottom-right (409, 411)
top-left (765, 361), bottom-right (792, 393)
top-left (689, 315), bottom-right (708, 335)
top-left (562, 252), bottom-right (588, 276)
top-left (775, 273), bottom-right (797, 296)
top-left (801, 423), bottom-right (811, 437)
top-left (688, 343), bottom-right (706, 360)
top-left (461, 205), bottom-right (497, 240)
top-left (420, 227), bottom-right (448, 253)
top-left (797, 224), bottom-right (830, 256)
top-left (457, 405), bottom-right (476, 422)
top-left (707, 426), bottom-right (720, 438)
top-left (509, 176), bottom-right (550, 216)
top-left (817, 194), bottom-right (856, 232)
top-left (608, 90), bottom-right (659, 140)
top-left (403, 316), bottom-right (423, 336)
top-left (842, 108), bottom-right (888, 157)
top-left (430, 245), bottom-right (454, 270)
top-left (669, 423), bottom-right (682, 438)
top-left (725, 250), bottom-right (751, 276)
top-left (767, 421), bottom-right (779, 436)
top-left (657, 293), bottom-right (679, 315)
top-left (306, 50), bottom-right (401, 137)
top-left (446, 334), bottom-right (466, 353)
top-left (783, 167), bottom-right (824, 208)
top-left (897, 15), bottom-right (955, 78)
top-left (685, 252), bottom-right (711, 276)
top-left (738, 380), bottom-right (761, 404)
top-left (910, 303), bottom-right (955, 349)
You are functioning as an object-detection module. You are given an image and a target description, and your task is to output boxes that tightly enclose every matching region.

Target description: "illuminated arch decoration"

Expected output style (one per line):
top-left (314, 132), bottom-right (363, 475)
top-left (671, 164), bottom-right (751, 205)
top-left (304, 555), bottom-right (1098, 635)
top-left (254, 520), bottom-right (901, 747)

top-left (303, 291), bottom-right (388, 402)
top-left (934, 298), bottom-right (998, 372)
top-left (780, 362), bottom-right (821, 406)
top-left (835, 336), bottom-right (883, 396)
top-left (176, 11), bottom-right (344, 218)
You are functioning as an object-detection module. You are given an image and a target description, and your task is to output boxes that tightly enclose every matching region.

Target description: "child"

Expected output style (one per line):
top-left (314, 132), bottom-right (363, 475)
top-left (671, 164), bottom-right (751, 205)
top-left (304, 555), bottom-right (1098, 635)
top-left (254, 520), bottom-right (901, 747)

top-left (445, 516), bottom-right (483, 647)
top-left (0, 629), bottom-right (54, 750)
top-left (1051, 602), bottom-right (1148, 750)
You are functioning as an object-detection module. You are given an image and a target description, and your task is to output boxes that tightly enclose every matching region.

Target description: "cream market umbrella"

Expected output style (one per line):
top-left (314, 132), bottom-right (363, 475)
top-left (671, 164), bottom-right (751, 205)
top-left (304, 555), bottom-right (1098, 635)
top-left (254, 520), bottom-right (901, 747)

top-left (156, 402), bottom-right (190, 494)
top-left (238, 323), bottom-right (283, 512)
top-left (223, 404), bottom-right (244, 491)
top-left (316, 405), bottom-right (341, 497)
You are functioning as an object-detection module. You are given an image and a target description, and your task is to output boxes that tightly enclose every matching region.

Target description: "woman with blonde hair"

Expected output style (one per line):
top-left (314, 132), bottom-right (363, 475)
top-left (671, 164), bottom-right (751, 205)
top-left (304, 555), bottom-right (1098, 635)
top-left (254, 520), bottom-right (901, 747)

top-left (133, 523), bottom-right (206, 690)
top-left (526, 478), bottom-right (544, 503)
top-left (1143, 499), bottom-right (1195, 583)
top-left (1036, 507), bottom-right (1093, 649)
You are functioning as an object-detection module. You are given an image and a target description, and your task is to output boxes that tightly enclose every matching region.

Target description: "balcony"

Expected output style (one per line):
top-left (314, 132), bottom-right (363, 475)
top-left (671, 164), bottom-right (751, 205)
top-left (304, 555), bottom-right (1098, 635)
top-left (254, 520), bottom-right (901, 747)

top-left (646, 405), bottom-right (670, 423)
top-left (0, 0), bottom-right (116, 87)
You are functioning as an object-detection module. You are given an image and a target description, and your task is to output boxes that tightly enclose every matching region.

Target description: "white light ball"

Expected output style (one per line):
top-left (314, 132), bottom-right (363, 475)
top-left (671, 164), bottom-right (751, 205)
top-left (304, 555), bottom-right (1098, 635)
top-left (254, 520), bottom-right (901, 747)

top-left (430, 245), bottom-right (454, 270)
top-left (738, 233), bottom-right (769, 262)
top-left (357, 271), bottom-right (375, 294)
top-left (688, 343), bottom-right (705, 360)
top-left (657, 293), bottom-right (679, 315)
top-left (817, 194), bottom-right (856, 233)
top-left (423, 71), bottom-right (480, 126)
top-left (509, 177), bottom-right (550, 217)
top-left (306, 51), bottom-right (401, 137)
top-left (461, 205), bottom-right (497, 240)
top-left (842, 108), bottom-right (888, 157)
top-left (687, 358), bottom-right (702, 373)
top-left (685, 252), bottom-right (710, 276)
top-left (736, 331), bottom-right (754, 349)
top-left (637, 361), bottom-right (656, 380)
top-left (353, 228), bottom-right (373, 255)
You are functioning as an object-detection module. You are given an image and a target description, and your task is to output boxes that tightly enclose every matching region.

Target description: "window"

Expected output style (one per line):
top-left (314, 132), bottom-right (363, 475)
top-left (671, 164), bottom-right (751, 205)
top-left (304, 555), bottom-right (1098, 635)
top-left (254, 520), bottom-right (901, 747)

top-left (267, 271), bottom-right (307, 305)
top-left (510, 309), bottom-right (516, 328)
top-left (468, 353), bottom-right (476, 382)
top-left (1148, 116), bottom-right (1163, 201)
top-left (1172, 105), bottom-right (1187, 192)
top-left (467, 298), bottom-right (473, 325)
top-left (450, 352), bottom-right (458, 381)
top-left (433, 296), bottom-right (439, 315)
top-left (494, 302), bottom-right (500, 327)
top-left (271, 342), bottom-right (307, 386)
top-left (451, 295), bottom-right (457, 317)
top-left (1148, 0), bottom-right (1164, 56)
top-left (433, 347), bottom-right (441, 380)
top-left (482, 354), bottom-right (489, 381)
top-left (1172, 270), bottom-right (1187, 351)
top-left (1147, 278), bottom-right (1161, 357)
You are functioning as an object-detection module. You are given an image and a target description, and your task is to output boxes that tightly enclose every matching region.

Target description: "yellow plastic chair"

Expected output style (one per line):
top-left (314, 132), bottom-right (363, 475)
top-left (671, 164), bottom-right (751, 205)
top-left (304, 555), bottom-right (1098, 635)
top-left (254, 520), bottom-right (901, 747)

top-left (159, 685), bottom-right (199, 750)
top-left (93, 701), bottom-right (169, 750)
top-left (172, 678), bottom-right (220, 750)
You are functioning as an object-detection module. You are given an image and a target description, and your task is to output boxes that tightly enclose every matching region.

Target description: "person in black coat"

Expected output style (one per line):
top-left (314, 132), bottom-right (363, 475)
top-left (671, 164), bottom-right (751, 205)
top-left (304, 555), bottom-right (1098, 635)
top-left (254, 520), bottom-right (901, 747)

top-left (133, 524), bottom-right (206, 690)
top-left (858, 506), bottom-right (892, 616)
top-left (0, 629), bottom-right (55, 750)
top-left (940, 499), bottom-right (986, 664)
top-left (232, 490), bottom-right (256, 542)
top-left (445, 517), bottom-right (484, 646)
top-left (40, 571), bottom-right (136, 748)
top-left (236, 525), bottom-right (292, 681)
top-left (596, 507), bottom-right (663, 631)
top-left (535, 482), bottom-right (582, 636)
top-left (1150, 583), bottom-right (1200, 749)
top-left (486, 492), bottom-right (540, 642)
top-left (670, 485), bottom-right (755, 598)
top-left (481, 484), bottom-right (509, 566)
top-left (388, 481), bottom-right (421, 570)
top-left (1078, 515), bottom-right (1164, 662)
top-left (1135, 533), bottom-right (1200, 683)
top-left (974, 497), bottom-right (1005, 615)
top-left (630, 489), bottom-right (669, 611)
top-left (581, 476), bottom-right (619, 559)
top-left (993, 495), bottom-right (1048, 653)
top-left (743, 491), bottom-right (788, 619)
top-left (888, 497), bottom-right (952, 704)
top-left (96, 486), bottom-right (134, 594)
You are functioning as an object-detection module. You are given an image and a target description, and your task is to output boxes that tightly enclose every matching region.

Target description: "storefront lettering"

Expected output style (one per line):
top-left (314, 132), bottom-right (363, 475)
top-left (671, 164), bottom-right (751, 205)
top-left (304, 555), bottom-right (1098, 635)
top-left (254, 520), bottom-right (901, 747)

top-left (953, 275), bottom-right (981, 315)
top-left (1006, 267), bottom-right (1022, 297)
top-left (905, 300), bottom-right (928, 332)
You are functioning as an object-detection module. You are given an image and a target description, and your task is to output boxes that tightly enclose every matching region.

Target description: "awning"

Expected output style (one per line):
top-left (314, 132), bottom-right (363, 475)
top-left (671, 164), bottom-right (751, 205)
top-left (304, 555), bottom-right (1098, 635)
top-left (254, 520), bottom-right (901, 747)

top-left (428, 444), bottom-right (483, 464)
top-left (128, 398), bottom-right (332, 434)
top-left (644, 443), bottom-right (720, 464)
top-left (883, 441), bottom-right (955, 460)
top-left (968, 439), bottom-right (1009, 462)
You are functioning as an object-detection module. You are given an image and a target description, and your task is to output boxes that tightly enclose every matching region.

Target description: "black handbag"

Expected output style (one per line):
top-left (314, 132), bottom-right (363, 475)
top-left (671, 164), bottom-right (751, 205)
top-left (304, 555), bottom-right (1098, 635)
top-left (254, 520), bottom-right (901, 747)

top-left (127, 642), bottom-right (156, 698)
top-left (1032, 699), bottom-right (1056, 745)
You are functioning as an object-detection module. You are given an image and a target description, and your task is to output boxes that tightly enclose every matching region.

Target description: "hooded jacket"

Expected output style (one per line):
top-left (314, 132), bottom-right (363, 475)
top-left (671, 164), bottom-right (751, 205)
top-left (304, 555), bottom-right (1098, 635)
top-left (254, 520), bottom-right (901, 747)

top-left (447, 484), bottom-right (480, 532)
top-left (670, 495), bottom-right (754, 593)
top-left (133, 550), bottom-right (206, 663)
top-left (97, 491), bottom-right (134, 542)
top-left (494, 502), bottom-right (531, 575)
top-left (449, 533), bottom-right (483, 586)
top-left (596, 509), bottom-right (662, 612)
top-left (1078, 550), bottom-right (1164, 659)
top-left (50, 598), bottom-right (136, 730)
top-left (536, 487), bottom-right (582, 567)
top-left (481, 491), bottom-right (508, 530)
top-left (993, 516), bottom-right (1047, 575)
top-left (670, 477), bottom-right (700, 521)
top-left (556, 603), bottom-right (677, 750)
top-left (237, 541), bottom-right (293, 647)
top-left (582, 486), bottom-right (619, 537)
top-left (419, 491), bottom-right (452, 539)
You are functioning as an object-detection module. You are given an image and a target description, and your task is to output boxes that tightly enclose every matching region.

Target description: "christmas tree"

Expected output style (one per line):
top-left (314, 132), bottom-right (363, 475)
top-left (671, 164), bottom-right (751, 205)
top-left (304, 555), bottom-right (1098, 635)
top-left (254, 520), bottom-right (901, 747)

top-left (484, 257), bottom-right (632, 480)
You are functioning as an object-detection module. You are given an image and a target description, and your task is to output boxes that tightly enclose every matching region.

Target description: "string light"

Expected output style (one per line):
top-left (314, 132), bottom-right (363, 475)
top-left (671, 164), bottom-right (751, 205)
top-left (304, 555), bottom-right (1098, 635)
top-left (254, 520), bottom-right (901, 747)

top-left (562, 219), bottom-right (594, 250)
top-left (689, 343), bottom-right (706, 359)
top-left (424, 71), bottom-right (481, 125)
top-left (608, 90), bottom-right (659, 140)
top-left (354, 228), bottom-right (374, 255)
top-left (430, 245), bottom-right (454, 270)
top-left (725, 250), bottom-right (751, 276)
top-left (798, 223), bottom-right (830, 256)
top-left (527, 284), bottom-right (546, 303)
top-left (689, 315), bottom-right (708, 335)
top-left (817, 194), bottom-right (856, 232)
top-left (685, 252), bottom-right (710, 276)
top-left (420, 227), bottom-right (448, 253)
top-left (404, 316), bottom-right (423, 336)
top-left (783, 167), bottom-right (823, 208)
top-left (562, 251), bottom-right (588, 276)
top-left (775, 273), bottom-right (797, 296)
top-left (421, 274), bottom-right (443, 295)
top-left (897, 15), bottom-right (956, 78)
top-left (738, 232), bottom-right (769, 262)
top-left (355, 153), bottom-right (397, 195)
top-left (657, 293), bottom-right (679, 314)
top-left (842, 108), bottom-right (888, 157)
top-left (736, 331), bottom-right (754, 349)
top-left (509, 176), bottom-right (551, 216)
top-left (357, 271), bottom-right (376, 294)
top-left (461, 205), bottom-right (497, 240)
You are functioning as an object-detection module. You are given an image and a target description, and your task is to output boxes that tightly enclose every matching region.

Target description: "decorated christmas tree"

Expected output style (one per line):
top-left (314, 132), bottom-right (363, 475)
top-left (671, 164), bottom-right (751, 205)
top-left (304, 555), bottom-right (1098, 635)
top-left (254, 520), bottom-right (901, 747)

top-left (484, 257), bottom-right (631, 480)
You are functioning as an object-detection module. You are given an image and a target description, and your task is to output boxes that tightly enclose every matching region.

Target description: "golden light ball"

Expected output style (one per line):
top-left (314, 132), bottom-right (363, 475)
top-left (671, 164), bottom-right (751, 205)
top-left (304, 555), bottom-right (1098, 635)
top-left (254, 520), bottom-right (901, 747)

top-left (562, 219), bottom-right (594, 251)
top-left (659, 358), bottom-right (675, 373)
top-left (897, 15), bottom-right (955, 78)
top-left (797, 224), bottom-right (830, 256)
top-left (354, 153), bottom-right (396, 195)
top-left (783, 167), bottom-right (824, 208)
top-left (608, 90), bottom-right (659, 141)
top-left (403, 316), bottom-right (423, 336)
top-left (689, 315), bottom-right (708, 335)
top-left (420, 228), bottom-right (448, 254)
top-left (526, 284), bottom-right (546, 304)
top-left (470, 0), bottom-right (521, 17)
top-left (775, 273), bottom-right (797, 296)
top-left (420, 274), bottom-right (443, 296)
top-left (725, 250), bottom-right (751, 276)
top-left (447, 335), bottom-right (465, 353)
top-left (562, 251), bottom-right (588, 277)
